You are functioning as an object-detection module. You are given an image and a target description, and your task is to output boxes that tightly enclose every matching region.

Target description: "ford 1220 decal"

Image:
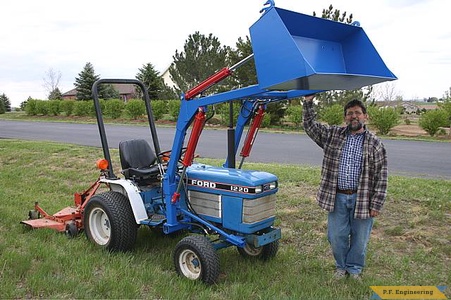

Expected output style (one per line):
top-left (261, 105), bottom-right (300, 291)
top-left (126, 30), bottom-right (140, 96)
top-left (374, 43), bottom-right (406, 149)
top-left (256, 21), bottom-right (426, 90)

top-left (187, 178), bottom-right (257, 194)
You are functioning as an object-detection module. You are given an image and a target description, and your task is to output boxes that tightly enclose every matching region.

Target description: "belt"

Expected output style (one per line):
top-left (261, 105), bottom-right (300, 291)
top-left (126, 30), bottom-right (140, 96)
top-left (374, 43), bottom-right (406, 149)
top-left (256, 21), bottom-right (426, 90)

top-left (336, 188), bottom-right (357, 195)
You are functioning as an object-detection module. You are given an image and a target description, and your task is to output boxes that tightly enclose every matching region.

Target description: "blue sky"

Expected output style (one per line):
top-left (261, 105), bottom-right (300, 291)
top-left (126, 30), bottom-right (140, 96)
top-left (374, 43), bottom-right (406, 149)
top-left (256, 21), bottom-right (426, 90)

top-left (1, 0), bottom-right (450, 107)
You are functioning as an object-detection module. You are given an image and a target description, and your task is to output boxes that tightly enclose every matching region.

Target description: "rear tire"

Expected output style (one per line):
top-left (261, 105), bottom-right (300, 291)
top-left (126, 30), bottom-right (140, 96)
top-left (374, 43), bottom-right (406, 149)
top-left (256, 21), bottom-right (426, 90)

top-left (84, 191), bottom-right (137, 252)
top-left (237, 240), bottom-right (279, 261)
top-left (173, 235), bottom-right (220, 284)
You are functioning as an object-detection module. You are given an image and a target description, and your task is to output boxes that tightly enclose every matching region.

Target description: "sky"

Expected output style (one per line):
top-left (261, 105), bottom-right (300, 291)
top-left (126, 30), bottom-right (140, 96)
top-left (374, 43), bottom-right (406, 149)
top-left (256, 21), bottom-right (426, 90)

top-left (1, 0), bottom-right (450, 108)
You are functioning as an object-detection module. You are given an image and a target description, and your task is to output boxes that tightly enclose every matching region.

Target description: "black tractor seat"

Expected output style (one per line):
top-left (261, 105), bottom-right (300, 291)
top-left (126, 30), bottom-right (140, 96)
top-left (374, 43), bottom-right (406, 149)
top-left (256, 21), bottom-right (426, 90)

top-left (119, 139), bottom-right (161, 184)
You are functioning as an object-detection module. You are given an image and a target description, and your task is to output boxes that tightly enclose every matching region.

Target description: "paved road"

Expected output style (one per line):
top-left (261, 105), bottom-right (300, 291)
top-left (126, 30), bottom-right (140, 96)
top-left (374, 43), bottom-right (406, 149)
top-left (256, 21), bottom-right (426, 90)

top-left (1, 120), bottom-right (450, 179)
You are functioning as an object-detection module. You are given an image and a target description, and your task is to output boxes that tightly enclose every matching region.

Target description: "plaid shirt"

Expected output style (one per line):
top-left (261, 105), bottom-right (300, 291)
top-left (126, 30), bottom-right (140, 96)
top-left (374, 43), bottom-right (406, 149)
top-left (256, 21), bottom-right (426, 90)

top-left (338, 132), bottom-right (364, 190)
top-left (303, 101), bottom-right (388, 219)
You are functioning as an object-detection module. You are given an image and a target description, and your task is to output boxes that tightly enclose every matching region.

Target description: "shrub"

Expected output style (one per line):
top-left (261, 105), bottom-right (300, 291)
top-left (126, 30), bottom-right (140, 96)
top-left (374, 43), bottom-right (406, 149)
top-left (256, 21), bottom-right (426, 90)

top-left (48, 100), bottom-right (61, 116)
top-left (261, 113), bottom-right (271, 128)
top-left (216, 101), bottom-right (242, 126)
top-left (438, 100), bottom-right (451, 122)
top-left (266, 101), bottom-right (287, 125)
top-left (104, 99), bottom-right (124, 119)
top-left (60, 100), bottom-right (75, 116)
top-left (73, 101), bottom-right (92, 117)
top-left (285, 105), bottom-right (303, 128)
top-left (368, 106), bottom-right (399, 135)
top-left (419, 109), bottom-right (448, 136)
top-left (125, 99), bottom-right (146, 120)
top-left (36, 100), bottom-right (50, 115)
top-left (151, 100), bottom-right (167, 120)
top-left (25, 99), bottom-right (38, 116)
top-left (320, 104), bottom-right (343, 125)
top-left (168, 100), bottom-right (181, 121)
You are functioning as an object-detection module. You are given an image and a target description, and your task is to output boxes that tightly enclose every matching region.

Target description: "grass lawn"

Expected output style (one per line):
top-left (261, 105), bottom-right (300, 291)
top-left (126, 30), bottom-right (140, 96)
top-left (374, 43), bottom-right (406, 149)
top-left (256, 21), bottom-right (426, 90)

top-left (0, 139), bottom-right (450, 299)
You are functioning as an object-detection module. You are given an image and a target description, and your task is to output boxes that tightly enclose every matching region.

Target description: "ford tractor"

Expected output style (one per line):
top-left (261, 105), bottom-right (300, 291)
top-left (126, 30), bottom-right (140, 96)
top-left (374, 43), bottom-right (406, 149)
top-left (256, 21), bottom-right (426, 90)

top-left (22, 1), bottom-right (396, 284)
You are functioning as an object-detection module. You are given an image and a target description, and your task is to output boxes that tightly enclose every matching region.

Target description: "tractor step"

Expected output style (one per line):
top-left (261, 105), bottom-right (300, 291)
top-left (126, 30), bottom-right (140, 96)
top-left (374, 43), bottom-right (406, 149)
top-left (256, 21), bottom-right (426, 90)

top-left (140, 214), bottom-right (166, 227)
top-left (150, 214), bottom-right (166, 222)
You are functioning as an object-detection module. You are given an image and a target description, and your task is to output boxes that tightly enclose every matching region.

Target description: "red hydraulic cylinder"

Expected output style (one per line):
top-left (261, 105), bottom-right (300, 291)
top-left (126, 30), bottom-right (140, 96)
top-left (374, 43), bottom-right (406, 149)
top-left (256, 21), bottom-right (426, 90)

top-left (184, 68), bottom-right (232, 100)
top-left (182, 109), bottom-right (206, 167)
top-left (240, 105), bottom-right (265, 158)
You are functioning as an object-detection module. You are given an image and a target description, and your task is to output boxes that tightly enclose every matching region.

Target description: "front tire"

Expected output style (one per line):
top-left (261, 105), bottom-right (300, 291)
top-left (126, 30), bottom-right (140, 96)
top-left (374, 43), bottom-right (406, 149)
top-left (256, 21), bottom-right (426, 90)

top-left (173, 235), bottom-right (220, 284)
top-left (84, 191), bottom-right (137, 252)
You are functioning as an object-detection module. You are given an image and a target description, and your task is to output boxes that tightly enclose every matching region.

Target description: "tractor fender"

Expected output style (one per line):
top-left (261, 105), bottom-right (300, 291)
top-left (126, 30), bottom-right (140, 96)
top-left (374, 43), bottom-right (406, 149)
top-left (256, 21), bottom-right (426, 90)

top-left (99, 178), bottom-right (148, 224)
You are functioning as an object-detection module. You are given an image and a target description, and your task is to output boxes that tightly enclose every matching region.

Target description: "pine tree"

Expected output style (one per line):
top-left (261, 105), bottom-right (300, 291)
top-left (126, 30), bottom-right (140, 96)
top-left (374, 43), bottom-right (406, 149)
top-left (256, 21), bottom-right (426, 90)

top-left (0, 93), bottom-right (11, 113)
top-left (74, 62), bottom-right (104, 101)
top-left (227, 36), bottom-right (256, 88)
top-left (313, 4), bottom-right (353, 23)
top-left (48, 87), bottom-right (63, 100)
top-left (169, 32), bottom-right (230, 96)
top-left (136, 63), bottom-right (176, 100)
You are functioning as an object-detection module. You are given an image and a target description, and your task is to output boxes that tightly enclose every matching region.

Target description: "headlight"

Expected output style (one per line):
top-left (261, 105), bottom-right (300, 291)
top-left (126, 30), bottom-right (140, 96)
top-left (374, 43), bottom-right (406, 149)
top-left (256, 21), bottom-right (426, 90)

top-left (259, 181), bottom-right (277, 192)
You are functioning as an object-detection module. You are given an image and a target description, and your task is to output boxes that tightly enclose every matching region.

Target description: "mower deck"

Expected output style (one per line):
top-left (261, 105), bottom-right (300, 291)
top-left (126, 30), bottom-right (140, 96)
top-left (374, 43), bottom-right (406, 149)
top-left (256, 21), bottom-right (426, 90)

top-left (21, 206), bottom-right (81, 232)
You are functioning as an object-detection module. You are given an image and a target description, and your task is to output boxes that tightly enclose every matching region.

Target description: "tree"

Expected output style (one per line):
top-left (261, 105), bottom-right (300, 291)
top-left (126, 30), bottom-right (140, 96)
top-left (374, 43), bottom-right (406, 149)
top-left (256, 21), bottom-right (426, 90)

top-left (437, 91), bottom-right (451, 135)
top-left (419, 109), bottom-right (448, 136)
top-left (102, 85), bottom-right (120, 99)
top-left (227, 36), bottom-right (257, 88)
top-left (169, 32), bottom-right (230, 96)
top-left (368, 106), bottom-right (400, 135)
top-left (43, 68), bottom-right (62, 100)
top-left (313, 4), bottom-right (353, 23)
top-left (315, 87), bottom-right (374, 111)
top-left (136, 63), bottom-right (176, 100)
top-left (48, 87), bottom-right (63, 100)
top-left (74, 62), bottom-right (105, 101)
top-left (0, 93), bottom-right (11, 113)
top-left (320, 103), bottom-right (343, 125)
top-left (372, 82), bottom-right (401, 102)
top-left (0, 97), bottom-right (5, 114)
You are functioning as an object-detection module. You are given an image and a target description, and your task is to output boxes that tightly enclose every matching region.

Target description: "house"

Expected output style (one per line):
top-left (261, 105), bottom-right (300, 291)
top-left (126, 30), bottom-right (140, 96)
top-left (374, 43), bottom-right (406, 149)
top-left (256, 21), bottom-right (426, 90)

top-left (401, 103), bottom-right (419, 114)
top-left (61, 84), bottom-right (137, 102)
top-left (161, 66), bottom-right (178, 90)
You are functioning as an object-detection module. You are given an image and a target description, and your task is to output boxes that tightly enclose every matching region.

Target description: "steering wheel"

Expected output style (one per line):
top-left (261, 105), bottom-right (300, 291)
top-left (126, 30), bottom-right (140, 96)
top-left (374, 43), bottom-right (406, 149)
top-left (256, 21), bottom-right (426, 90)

top-left (158, 147), bottom-right (187, 164)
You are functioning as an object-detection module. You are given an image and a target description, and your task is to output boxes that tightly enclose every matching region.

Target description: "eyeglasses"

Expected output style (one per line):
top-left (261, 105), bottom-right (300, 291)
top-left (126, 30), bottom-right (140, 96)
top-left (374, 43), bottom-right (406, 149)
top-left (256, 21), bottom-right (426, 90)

top-left (346, 111), bottom-right (363, 117)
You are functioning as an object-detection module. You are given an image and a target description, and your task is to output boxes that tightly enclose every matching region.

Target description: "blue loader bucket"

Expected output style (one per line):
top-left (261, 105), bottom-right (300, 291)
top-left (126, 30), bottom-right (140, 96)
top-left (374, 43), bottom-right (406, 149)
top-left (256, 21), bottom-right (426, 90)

top-left (249, 6), bottom-right (397, 91)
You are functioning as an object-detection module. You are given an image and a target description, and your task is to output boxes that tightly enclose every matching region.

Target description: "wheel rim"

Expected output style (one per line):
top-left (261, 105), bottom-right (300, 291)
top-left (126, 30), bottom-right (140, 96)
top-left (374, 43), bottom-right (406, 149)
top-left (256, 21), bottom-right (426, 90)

top-left (242, 244), bottom-right (263, 256)
top-left (178, 249), bottom-right (201, 280)
top-left (88, 207), bottom-right (111, 245)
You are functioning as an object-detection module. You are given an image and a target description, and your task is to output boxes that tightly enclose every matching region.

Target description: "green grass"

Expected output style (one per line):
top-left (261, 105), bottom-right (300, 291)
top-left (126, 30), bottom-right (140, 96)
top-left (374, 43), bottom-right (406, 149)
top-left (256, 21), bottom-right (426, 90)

top-left (0, 140), bottom-right (450, 299)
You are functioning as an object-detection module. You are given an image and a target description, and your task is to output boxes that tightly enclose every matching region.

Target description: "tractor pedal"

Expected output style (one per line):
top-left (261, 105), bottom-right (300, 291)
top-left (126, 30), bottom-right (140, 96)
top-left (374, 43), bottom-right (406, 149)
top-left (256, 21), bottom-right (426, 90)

top-left (150, 214), bottom-right (166, 222)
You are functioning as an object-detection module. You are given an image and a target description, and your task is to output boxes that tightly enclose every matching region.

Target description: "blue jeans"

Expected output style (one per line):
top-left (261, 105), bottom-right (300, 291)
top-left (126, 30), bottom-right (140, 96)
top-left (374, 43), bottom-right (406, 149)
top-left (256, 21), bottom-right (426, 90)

top-left (327, 193), bottom-right (373, 275)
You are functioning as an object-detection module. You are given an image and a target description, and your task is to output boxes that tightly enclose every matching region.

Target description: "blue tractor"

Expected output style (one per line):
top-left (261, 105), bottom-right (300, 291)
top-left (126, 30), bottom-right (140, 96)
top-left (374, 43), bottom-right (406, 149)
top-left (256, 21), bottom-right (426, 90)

top-left (23, 1), bottom-right (396, 284)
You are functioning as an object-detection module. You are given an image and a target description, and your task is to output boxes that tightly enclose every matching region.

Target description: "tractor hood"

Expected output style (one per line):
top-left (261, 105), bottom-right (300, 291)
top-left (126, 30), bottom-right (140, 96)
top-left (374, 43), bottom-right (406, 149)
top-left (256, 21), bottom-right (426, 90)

top-left (185, 163), bottom-right (278, 197)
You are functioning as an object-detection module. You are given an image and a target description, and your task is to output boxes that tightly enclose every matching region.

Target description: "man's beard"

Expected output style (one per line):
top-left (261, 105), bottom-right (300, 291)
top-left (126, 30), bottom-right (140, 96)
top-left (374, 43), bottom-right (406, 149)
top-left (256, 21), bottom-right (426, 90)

top-left (347, 119), bottom-right (364, 132)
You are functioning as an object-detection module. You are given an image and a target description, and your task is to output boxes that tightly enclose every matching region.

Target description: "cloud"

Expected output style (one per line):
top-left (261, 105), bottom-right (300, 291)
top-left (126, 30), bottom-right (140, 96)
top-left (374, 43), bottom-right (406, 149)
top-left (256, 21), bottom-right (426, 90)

top-left (1, 0), bottom-right (450, 107)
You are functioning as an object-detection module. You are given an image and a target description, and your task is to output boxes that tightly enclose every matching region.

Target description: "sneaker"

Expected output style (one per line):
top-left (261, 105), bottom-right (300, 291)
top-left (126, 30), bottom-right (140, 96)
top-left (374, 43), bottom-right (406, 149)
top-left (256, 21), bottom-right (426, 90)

top-left (349, 273), bottom-right (362, 281)
top-left (333, 269), bottom-right (347, 279)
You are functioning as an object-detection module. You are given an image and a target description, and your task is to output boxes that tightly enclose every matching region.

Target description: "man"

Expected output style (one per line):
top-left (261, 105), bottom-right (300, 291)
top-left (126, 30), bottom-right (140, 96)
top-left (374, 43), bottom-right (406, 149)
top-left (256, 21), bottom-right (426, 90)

top-left (302, 94), bottom-right (388, 280)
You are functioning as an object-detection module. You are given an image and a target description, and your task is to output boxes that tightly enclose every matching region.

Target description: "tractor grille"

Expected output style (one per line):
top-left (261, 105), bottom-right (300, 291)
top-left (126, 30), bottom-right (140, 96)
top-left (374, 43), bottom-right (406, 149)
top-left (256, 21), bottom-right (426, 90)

top-left (188, 190), bottom-right (221, 218)
top-left (242, 193), bottom-right (276, 224)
